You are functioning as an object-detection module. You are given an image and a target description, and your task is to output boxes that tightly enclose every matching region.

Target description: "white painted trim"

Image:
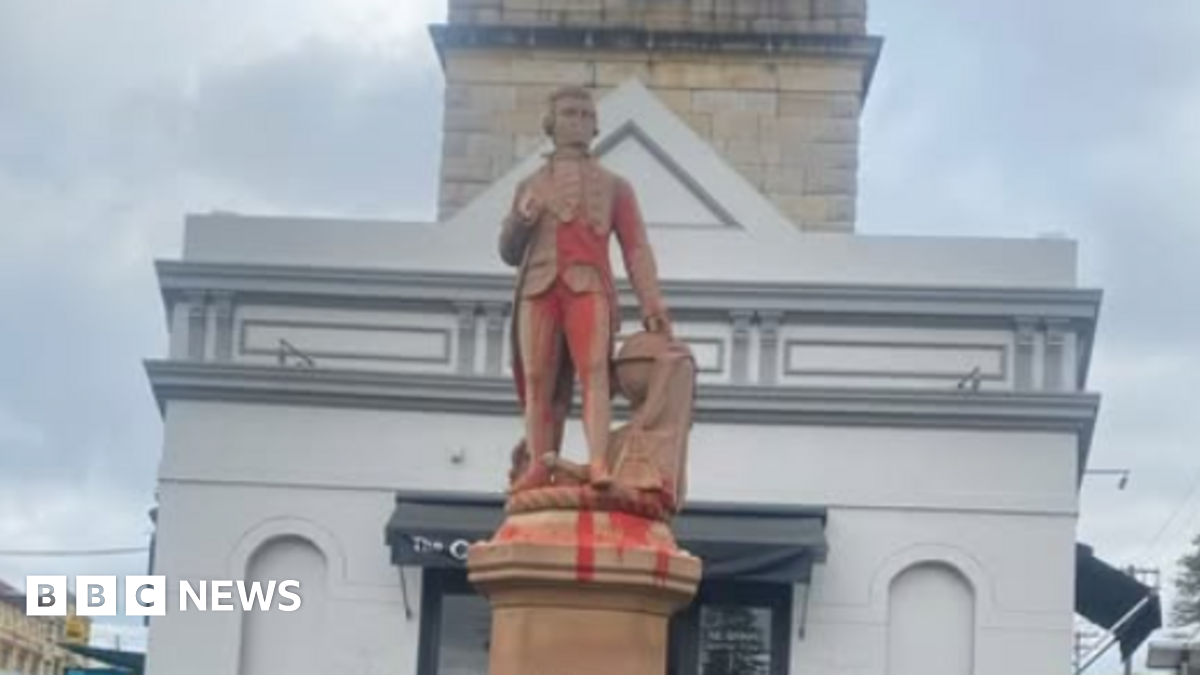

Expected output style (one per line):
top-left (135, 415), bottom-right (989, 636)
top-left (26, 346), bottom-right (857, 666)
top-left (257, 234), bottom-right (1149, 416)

top-left (869, 543), bottom-right (997, 622)
top-left (156, 261), bottom-right (1104, 325)
top-left (226, 516), bottom-right (348, 588)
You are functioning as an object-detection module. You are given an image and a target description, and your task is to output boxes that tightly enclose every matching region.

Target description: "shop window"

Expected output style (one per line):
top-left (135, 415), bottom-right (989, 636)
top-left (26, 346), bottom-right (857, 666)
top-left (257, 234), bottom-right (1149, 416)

top-left (669, 582), bottom-right (792, 675)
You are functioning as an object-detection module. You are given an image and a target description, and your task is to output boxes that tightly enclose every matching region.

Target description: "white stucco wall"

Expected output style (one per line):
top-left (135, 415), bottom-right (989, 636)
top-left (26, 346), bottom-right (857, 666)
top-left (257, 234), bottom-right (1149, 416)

top-left (145, 400), bottom-right (1078, 675)
top-left (156, 402), bottom-right (1077, 513)
top-left (799, 509), bottom-right (1075, 675)
top-left (146, 480), bottom-right (424, 675)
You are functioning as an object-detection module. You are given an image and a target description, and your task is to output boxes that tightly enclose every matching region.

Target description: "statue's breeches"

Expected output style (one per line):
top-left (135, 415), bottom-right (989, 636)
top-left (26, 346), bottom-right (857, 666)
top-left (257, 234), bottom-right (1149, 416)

top-left (517, 282), bottom-right (612, 467)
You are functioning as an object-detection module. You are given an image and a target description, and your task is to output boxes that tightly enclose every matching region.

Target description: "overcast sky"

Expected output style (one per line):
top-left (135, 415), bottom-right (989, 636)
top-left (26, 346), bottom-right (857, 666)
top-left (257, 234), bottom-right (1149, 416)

top-left (1, 0), bottom-right (1198, 668)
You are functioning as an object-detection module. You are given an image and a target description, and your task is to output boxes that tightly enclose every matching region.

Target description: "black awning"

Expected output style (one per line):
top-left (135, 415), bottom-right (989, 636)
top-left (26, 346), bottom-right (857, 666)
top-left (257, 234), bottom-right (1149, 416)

top-left (386, 493), bottom-right (507, 567)
top-left (386, 491), bottom-right (828, 584)
top-left (672, 504), bottom-right (828, 583)
top-left (1076, 543), bottom-right (1163, 661)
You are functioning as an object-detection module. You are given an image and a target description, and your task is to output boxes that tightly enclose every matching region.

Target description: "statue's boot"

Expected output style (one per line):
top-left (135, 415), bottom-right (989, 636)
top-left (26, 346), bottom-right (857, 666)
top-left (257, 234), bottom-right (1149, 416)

top-left (509, 456), bottom-right (554, 493)
top-left (589, 460), bottom-right (614, 490)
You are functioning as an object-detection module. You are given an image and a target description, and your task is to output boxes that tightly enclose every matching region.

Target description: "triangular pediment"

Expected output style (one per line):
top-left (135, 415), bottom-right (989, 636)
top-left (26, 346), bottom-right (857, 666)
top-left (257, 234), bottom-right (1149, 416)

top-left (594, 122), bottom-right (733, 228)
top-left (446, 79), bottom-right (798, 237)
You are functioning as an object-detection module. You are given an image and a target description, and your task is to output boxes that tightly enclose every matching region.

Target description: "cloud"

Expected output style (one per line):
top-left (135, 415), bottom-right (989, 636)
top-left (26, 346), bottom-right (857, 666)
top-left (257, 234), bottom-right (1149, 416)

top-left (0, 0), bottom-right (448, 592)
top-left (183, 39), bottom-right (444, 217)
top-left (0, 404), bottom-right (46, 452)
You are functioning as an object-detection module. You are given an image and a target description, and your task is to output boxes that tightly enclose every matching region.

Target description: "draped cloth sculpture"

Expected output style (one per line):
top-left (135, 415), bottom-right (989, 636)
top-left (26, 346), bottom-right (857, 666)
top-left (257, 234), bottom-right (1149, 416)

top-left (468, 86), bottom-right (701, 675)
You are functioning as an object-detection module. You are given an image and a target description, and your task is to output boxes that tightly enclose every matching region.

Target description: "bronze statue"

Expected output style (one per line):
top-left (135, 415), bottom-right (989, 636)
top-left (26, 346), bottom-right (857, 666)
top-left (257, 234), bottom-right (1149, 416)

top-left (499, 85), bottom-right (672, 494)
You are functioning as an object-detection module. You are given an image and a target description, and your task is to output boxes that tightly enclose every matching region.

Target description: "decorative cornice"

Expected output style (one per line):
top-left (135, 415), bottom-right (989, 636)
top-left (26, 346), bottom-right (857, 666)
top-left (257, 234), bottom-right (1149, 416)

top-left (145, 360), bottom-right (1099, 460)
top-left (156, 261), bottom-right (1103, 325)
top-left (429, 24), bottom-right (884, 95)
top-left (431, 24), bottom-right (882, 59)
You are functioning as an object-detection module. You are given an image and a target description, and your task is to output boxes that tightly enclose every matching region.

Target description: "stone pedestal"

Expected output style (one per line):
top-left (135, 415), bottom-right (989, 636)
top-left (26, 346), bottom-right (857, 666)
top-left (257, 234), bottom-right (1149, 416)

top-left (469, 507), bottom-right (701, 675)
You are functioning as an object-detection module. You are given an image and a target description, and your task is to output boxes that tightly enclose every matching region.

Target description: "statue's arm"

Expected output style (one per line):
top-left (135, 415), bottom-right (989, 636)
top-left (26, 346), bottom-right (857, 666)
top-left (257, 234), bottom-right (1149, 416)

top-left (613, 179), bottom-right (668, 327)
top-left (499, 180), bottom-right (533, 267)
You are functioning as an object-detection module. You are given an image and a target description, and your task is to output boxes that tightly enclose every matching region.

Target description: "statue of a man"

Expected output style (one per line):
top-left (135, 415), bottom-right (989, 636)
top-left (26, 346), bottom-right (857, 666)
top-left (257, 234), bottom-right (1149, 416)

top-left (500, 85), bottom-right (671, 493)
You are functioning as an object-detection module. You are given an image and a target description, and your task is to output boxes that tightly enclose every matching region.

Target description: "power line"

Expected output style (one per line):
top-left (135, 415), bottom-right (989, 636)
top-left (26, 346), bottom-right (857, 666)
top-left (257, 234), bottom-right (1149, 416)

top-left (0, 542), bottom-right (147, 554)
top-left (1177, 494), bottom-right (1200, 551)
top-left (1137, 464), bottom-right (1200, 560)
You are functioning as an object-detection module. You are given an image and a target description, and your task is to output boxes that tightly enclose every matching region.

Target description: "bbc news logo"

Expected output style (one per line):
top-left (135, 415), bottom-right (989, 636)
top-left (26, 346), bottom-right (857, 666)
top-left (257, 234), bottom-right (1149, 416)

top-left (26, 576), bottom-right (302, 616)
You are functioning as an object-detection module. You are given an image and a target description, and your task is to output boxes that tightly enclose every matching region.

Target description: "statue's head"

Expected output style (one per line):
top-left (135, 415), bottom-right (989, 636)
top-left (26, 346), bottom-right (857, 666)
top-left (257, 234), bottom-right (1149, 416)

top-left (543, 85), bottom-right (598, 150)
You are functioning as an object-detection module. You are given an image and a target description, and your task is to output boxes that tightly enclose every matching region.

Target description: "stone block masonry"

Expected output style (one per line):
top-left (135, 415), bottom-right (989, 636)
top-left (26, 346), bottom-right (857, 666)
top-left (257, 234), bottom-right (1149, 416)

top-left (436, 0), bottom-right (879, 233)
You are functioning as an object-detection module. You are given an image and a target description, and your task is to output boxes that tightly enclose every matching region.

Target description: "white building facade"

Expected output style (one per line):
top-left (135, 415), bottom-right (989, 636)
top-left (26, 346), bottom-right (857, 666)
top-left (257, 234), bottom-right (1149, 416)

top-left (143, 3), bottom-right (1116, 674)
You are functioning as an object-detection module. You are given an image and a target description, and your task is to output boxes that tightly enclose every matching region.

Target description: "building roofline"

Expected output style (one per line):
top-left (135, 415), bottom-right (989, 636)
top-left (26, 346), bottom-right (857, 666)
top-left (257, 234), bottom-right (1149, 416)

top-left (156, 260), bottom-right (1102, 323)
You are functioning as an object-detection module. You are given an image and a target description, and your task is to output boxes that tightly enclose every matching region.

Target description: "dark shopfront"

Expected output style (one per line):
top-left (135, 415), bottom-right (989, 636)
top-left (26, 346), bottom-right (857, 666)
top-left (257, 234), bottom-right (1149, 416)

top-left (386, 492), bottom-right (830, 675)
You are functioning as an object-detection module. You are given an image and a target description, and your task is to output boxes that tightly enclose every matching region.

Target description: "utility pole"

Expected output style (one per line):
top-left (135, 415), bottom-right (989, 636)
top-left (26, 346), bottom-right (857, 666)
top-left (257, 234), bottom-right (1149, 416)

top-left (1123, 566), bottom-right (1162, 675)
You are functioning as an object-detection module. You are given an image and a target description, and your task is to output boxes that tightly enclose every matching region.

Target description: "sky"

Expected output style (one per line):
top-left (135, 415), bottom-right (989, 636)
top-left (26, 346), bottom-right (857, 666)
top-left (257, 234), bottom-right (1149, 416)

top-left (1, 0), bottom-right (1198, 669)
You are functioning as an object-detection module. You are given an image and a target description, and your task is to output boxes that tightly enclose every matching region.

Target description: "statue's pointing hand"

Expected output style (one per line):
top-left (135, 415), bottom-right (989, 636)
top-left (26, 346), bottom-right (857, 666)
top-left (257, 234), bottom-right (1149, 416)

top-left (517, 187), bottom-right (543, 225)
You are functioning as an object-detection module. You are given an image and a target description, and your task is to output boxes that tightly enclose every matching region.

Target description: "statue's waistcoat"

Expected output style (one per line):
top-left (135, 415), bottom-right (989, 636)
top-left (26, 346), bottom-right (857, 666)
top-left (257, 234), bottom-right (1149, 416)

top-left (532, 156), bottom-right (617, 235)
top-left (518, 157), bottom-right (621, 298)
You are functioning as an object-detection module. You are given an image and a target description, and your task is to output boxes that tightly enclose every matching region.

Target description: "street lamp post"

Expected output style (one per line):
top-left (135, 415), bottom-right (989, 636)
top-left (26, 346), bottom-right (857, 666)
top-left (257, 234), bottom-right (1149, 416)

top-left (1085, 468), bottom-right (1132, 490)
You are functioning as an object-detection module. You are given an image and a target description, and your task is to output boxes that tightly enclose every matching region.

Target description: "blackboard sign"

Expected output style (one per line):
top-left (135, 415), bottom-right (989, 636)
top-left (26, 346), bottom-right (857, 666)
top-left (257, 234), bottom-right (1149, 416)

top-left (698, 605), bottom-right (774, 675)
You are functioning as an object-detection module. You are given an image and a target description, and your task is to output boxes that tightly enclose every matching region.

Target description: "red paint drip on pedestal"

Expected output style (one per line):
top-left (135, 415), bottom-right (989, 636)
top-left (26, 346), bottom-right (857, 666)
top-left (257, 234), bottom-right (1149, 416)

top-left (610, 512), bottom-right (653, 548)
top-left (610, 512), bottom-right (673, 585)
top-left (495, 523), bottom-right (522, 542)
top-left (576, 509), bottom-right (596, 582)
top-left (654, 549), bottom-right (672, 585)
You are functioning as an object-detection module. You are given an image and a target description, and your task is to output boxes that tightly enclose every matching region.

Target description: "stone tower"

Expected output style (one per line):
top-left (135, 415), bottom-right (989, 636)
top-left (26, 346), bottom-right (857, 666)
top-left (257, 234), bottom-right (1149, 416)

top-left (433, 0), bottom-right (881, 233)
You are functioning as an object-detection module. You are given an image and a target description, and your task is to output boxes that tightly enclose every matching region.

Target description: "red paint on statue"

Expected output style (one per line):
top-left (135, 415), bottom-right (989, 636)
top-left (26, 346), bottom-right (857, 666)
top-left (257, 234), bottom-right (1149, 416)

top-left (556, 219), bottom-right (612, 280)
top-left (576, 508), bottom-right (596, 582)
